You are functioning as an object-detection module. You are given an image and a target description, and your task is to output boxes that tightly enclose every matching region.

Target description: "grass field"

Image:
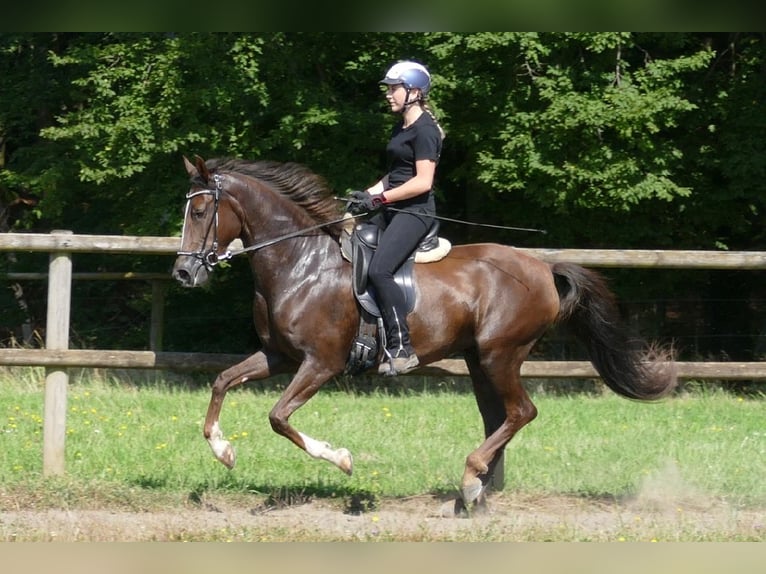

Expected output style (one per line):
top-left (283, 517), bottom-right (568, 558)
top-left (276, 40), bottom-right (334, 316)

top-left (0, 367), bottom-right (763, 540)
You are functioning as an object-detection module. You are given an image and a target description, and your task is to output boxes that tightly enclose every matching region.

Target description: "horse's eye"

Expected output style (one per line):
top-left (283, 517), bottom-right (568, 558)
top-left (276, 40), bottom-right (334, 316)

top-left (192, 208), bottom-right (205, 220)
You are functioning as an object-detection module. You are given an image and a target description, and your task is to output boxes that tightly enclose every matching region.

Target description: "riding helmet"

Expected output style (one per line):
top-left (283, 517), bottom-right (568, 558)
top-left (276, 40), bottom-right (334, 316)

top-left (380, 61), bottom-right (431, 96)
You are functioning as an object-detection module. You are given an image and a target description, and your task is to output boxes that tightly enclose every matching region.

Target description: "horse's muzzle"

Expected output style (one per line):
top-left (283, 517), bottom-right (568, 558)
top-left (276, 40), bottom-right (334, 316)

top-left (172, 257), bottom-right (209, 288)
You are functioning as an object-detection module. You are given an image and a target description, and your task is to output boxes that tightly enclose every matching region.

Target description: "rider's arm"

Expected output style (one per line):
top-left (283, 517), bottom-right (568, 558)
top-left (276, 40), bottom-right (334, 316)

top-left (378, 159), bottom-right (435, 203)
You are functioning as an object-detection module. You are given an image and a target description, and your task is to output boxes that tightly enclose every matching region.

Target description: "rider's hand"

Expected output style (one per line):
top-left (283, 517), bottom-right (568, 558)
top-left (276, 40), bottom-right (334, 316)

top-left (348, 190), bottom-right (387, 214)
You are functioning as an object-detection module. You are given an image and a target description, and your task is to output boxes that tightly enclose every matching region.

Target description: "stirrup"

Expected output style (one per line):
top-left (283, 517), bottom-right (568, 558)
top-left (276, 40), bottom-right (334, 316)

top-left (379, 354), bottom-right (420, 376)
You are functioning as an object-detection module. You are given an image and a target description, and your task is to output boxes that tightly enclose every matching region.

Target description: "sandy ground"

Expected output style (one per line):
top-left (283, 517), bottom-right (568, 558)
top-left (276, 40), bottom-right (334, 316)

top-left (1, 488), bottom-right (763, 541)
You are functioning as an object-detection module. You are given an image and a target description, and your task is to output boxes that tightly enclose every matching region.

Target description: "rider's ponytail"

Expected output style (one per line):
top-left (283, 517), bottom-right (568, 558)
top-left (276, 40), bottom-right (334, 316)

top-left (422, 102), bottom-right (446, 141)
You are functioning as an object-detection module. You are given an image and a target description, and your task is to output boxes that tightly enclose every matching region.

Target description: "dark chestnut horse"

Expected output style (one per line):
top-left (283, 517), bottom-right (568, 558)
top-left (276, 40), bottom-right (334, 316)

top-left (172, 155), bottom-right (676, 510)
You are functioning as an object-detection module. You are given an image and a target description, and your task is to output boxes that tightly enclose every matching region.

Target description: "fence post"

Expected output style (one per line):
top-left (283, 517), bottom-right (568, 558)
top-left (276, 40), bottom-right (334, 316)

top-left (43, 230), bottom-right (72, 476)
top-left (149, 280), bottom-right (166, 352)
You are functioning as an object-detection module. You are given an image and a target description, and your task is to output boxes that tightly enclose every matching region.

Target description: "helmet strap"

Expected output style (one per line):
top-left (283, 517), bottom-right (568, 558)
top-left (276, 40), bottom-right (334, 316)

top-left (400, 88), bottom-right (421, 111)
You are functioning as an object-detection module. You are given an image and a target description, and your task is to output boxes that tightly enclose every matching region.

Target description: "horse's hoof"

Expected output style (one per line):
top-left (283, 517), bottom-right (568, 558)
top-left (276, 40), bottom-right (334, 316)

top-left (439, 498), bottom-right (469, 518)
top-left (218, 444), bottom-right (236, 469)
top-left (461, 477), bottom-right (483, 506)
top-left (470, 491), bottom-right (490, 515)
top-left (337, 448), bottom-right (353, 476)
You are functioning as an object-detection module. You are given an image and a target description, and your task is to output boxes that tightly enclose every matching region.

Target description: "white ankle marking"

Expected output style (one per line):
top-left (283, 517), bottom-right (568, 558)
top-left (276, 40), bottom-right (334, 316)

top-left (208, 421), bottom-right (230, 459)
top-left (299, 431), bottom-right (330, 459)
top-left (298, 431), bottom-right (352, 473)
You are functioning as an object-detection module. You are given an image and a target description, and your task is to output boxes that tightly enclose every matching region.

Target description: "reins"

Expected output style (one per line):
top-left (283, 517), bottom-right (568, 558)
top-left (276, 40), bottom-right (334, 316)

top-left (223, 199), bottom-right (547, 260)
top-left (178, 178), bottom-right (547, 268)
top-left (178, 174), bottom-right (352, 266)
top-left (219, 215), bottom-right (352, 261)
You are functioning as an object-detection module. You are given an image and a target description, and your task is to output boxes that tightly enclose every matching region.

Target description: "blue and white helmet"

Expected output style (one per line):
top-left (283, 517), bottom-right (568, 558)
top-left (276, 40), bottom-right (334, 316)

top-left (380, 61), bottom-right (431, 97)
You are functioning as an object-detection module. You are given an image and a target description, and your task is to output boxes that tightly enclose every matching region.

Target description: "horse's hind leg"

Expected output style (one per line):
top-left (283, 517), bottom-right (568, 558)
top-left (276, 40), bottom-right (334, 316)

top-left (460, 346), bottom-right (538, 508)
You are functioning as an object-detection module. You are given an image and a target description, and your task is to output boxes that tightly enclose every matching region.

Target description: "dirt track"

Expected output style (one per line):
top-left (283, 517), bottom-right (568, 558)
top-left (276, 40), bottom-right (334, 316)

top-left (1, 489), bottom-right (762, 541)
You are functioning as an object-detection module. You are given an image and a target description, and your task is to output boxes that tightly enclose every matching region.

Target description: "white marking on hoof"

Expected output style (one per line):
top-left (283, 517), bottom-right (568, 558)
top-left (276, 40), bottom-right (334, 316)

top-left (461, 476), bottom-right (484, 506)
top-left (299, 432), bottom-right (353, 475)
top-left (208, 421), bottom-right (236, 469)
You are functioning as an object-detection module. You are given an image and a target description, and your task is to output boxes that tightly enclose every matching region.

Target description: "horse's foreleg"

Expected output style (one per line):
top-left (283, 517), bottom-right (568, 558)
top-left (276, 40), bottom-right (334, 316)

top-left (268, 362), bottom-right (353, 475)
top-left (203, 351), bottom-right (288, 469)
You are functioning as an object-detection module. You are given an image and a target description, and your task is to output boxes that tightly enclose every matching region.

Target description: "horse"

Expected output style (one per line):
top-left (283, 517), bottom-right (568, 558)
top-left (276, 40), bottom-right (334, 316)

top-left (171, 155), bottom-right (677, 512)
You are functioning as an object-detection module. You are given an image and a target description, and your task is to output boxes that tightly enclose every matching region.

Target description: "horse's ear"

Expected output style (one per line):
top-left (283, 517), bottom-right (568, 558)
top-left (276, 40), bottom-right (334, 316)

top-left (194, 155), bottom-right (210, 183)
top-left (183, 155), bottom-right (198, 178)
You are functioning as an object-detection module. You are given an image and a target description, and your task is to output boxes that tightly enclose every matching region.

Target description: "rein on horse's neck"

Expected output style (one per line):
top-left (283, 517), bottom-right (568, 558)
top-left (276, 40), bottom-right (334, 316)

top-left (214, 172), bottom-right (348, 263)
top-left (220, 216), bottom-right (349, 262)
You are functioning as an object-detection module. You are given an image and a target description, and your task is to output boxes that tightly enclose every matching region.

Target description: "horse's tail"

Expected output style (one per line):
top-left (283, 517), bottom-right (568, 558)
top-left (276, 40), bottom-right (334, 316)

top-left (551, 262), bottom-right (677, 400)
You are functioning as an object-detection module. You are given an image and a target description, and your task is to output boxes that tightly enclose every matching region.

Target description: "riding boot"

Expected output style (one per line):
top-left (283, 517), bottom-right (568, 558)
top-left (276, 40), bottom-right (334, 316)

top-left (378, 306), bottom-right (419, 376)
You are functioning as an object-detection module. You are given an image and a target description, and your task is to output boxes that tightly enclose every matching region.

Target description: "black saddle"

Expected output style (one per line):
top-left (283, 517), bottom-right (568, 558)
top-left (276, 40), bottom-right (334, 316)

top-left (351, 220), bottom-right (440, 317)
top-left (343, 220), bottom-right (440, 375)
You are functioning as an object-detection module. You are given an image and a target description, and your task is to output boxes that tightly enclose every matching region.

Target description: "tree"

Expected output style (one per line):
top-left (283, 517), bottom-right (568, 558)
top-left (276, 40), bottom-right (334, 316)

top-left (427, 32), bottom-right (719, 247)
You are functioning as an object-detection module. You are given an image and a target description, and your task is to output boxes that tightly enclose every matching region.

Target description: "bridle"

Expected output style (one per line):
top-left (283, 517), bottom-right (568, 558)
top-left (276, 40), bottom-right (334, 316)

top-left (177, 173), bottom-right (225, 270)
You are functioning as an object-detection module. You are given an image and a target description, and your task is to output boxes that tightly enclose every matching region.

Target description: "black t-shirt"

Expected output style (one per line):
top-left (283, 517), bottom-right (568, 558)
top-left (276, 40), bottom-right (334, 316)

top-left (385, 112), bottom-right (442, 214)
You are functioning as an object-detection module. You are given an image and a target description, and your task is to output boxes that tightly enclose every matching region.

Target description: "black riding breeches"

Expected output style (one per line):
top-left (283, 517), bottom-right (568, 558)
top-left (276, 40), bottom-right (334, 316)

top-left (368, 210), bottom-right (433, 356)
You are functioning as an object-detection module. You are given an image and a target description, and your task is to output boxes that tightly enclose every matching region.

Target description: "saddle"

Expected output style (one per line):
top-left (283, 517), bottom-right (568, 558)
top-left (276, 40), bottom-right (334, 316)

top-left (340, 217), bottom-right (451, 374)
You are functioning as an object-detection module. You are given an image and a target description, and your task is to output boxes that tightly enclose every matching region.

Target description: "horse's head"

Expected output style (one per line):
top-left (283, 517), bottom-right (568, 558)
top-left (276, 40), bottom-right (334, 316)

top-left (172, 155), bottom-right (243, 288)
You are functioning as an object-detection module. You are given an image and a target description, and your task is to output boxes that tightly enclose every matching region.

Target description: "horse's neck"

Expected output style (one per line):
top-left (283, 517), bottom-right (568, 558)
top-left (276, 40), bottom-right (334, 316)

top-left (230, 175), bottom-right (345, 293)
top-left (247, 236), bottom-right (343, 298)
top-left (234, 179), bottom-right (316, 253)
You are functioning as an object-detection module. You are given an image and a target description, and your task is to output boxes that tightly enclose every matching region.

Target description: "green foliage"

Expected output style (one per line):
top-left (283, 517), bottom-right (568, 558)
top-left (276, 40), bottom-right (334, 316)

top-left (440, 33), bottom-right (710, 214)
top-left (3, 32), bottom-right (763, 242)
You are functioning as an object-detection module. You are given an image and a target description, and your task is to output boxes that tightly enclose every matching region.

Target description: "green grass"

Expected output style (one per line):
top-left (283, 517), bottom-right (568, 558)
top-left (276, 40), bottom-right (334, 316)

top-left (1, 367), bottom-right (764, 509)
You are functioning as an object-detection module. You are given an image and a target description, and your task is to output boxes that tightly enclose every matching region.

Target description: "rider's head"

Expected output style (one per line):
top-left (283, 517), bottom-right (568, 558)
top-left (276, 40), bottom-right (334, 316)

top-left (380, 60), bottom-right (431, 107)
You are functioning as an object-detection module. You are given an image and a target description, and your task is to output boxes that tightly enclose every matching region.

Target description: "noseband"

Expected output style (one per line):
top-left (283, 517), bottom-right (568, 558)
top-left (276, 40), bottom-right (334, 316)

top-left (177, 173), bottom-right (225, 270)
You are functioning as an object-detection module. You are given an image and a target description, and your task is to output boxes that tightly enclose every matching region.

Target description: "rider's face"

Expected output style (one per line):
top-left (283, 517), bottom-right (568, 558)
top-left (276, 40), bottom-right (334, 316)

top-left (384, 83), bottom-right (418, 112)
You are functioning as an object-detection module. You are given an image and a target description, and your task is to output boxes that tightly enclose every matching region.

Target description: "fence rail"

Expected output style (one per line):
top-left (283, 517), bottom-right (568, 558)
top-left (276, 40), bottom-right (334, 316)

top-left (3, 231), bottom-right (766, 267)
top-left (2, 349), bottom-right (766, 380)
top-left (3, 230), bottom-right (766, 476)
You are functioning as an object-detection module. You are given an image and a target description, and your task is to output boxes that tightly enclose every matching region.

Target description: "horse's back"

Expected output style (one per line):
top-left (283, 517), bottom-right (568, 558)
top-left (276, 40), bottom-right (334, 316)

top-left (431, 242), bottom-right (555, 291)
top-left (447, 242), bottom-right (549, 269)
top-left (411, 242), bottom-right (560, 355)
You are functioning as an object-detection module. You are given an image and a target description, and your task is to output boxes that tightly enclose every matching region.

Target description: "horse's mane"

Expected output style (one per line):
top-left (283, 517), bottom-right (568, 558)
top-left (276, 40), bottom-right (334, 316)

top-left (207, 158), bottom-right (346, 237)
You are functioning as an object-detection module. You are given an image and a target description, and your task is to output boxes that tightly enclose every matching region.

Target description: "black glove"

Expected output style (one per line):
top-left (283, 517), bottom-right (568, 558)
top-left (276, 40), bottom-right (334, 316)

top-left (347, 190), bottom-right (386, 214)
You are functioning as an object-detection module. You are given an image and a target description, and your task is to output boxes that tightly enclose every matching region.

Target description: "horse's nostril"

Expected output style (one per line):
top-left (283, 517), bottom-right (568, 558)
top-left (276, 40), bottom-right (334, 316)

top-left (173, 268), bottom-right (192, 286)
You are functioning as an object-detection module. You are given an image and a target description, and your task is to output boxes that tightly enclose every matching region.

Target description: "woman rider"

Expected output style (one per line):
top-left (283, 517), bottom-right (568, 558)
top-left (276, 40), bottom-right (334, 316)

top-left (350, 60), bottom-right (445, 376)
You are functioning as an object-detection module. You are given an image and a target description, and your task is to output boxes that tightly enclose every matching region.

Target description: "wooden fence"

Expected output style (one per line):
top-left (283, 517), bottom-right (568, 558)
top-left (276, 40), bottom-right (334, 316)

top-left (2, 230), bottom-right (766, 476)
